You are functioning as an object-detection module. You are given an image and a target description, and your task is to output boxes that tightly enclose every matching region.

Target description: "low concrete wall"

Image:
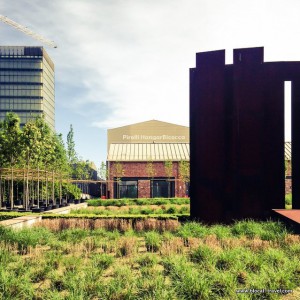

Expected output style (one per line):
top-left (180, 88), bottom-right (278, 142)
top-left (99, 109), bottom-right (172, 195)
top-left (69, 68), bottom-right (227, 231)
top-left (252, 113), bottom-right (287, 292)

top-left (0, 215), bottom-right (42, 230)
top-left (0, 202), bottom-right (88, 228)
top-left (44, 202), bottom-right (88, 214)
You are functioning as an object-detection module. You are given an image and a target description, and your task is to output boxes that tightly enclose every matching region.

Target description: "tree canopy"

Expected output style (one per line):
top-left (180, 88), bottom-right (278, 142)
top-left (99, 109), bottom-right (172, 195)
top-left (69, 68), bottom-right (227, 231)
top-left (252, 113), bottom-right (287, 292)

top-left (0, 113), bottom-right (89, 205)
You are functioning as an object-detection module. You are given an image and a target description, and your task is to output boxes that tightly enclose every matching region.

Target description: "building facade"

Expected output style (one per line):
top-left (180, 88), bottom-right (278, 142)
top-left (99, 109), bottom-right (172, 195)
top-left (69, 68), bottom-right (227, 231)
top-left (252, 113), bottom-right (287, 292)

top-left (107, 120), bottom-right (190, 199)
top-left (0, 46), bottom-right (55, 130)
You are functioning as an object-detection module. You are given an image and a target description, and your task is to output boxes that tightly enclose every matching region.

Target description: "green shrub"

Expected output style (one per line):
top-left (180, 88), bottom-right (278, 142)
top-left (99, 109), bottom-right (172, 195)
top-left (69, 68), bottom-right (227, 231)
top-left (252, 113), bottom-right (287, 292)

top-left (166, 206), bottom-right (177, 214)
top-left (0, 212), bottom-right (32, 221)
top-left (87, 197), bottom-right (190, 207)
top-left (285, 193), bottom-right (292, 206)
top-left (42, 213), bottom-right (179, 220)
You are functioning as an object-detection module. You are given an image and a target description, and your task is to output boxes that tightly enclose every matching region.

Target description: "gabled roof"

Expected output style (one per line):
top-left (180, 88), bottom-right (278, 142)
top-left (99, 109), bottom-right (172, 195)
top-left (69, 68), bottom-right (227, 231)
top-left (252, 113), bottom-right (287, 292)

top-left (107, 143), bottom-right (189, 161)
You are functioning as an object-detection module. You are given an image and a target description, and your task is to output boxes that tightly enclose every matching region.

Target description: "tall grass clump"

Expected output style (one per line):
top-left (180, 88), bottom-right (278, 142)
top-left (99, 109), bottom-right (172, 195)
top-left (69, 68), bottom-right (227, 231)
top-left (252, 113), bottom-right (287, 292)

top-left (136, 274), bottom-right (177, 299)
top-left (208, 224), bottom-right (232, 239)
top-left (116, 237), bottom-right (138, 257)
top-left (136, 253), bottom-right (158, 267)
top-left (91, 253), bottom-right (115, 269)
top-left (58, 228), bottom-right (89, 243)
top-left (144, 231), bottom-right (162, 252)
top-left (101, 265), bottom-right (137, 299)
top-left (232, 220), bottom-right (288, 241)
top-left (162, 255), bottom-right (212, 300)
top-left (190, 244), bottom-right (216, 265)
top-left (177, 222), bottom-right (208, 240)
top-left (0, 226), bottom-right (53, 254)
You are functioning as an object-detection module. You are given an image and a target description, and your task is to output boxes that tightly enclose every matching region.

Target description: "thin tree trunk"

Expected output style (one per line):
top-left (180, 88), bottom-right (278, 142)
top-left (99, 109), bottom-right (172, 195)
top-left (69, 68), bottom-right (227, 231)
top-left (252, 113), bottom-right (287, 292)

top-left (26, 164), bottom-right (29, 210)
top-left (37, 166), bottom-right (40, 208)
top-left (0, 170), bottom-right (2, 208)
top-left (23, 169), bottom-right (26, 209)
top-left (10, 164), bottom-right (13, 209)
top-left (45, 169), bottom-right (48, 206)
top-left (59, 174), bottom-right (62, 205)
top-left (52, 170), bottom-right (55, 205)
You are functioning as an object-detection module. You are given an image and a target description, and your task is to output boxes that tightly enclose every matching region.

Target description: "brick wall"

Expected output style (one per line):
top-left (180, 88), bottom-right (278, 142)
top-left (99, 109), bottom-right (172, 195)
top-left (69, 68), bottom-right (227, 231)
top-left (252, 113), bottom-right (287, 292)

top-left (138, 180), bottom-right (150, 198)
top-left (107, 161), bottom-right (188, 198)
top-left (285, 179), bottom-right (292, 194)
top-left (285, 160), bottom-right (292, 195)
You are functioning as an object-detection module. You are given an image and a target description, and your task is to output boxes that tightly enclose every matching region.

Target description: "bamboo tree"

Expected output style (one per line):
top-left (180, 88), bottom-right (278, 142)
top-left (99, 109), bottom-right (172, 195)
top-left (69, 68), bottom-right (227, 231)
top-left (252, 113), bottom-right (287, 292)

top-left (52, 133), bottom-right (69, 204)
top-left (178, 160), bottom-right (190, 196)
top-left (21, 121), bottom-right (41, 210)
top-left (35, 117), bottom-right (55, 206)
top-left (98, 161), bottom-right (107, 197)
top-left (0, 120), bottom-right (5, 207)
top-left (114, 161), bottom-right (124, 198)
top-left (67, 124), bottom-right (77, 164)
top-left (146, 159), bottom-right (156, 197)
top-left (164, 160), bottom-right (173, 197)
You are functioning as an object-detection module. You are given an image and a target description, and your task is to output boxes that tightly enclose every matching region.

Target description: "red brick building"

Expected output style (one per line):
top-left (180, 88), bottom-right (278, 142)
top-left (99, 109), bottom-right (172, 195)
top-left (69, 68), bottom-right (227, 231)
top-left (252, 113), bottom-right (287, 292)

top-left (107, 120), bottom-right (189, 199)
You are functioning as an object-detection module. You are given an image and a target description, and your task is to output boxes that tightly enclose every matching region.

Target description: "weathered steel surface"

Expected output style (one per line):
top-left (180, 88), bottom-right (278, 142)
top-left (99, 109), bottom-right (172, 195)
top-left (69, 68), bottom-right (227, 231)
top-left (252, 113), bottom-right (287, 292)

top-left (190, 47), bottom-right (300, 222)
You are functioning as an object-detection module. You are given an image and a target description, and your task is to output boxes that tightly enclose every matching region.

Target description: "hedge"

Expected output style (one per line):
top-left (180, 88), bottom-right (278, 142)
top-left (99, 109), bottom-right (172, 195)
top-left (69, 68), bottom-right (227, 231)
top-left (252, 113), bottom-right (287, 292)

top-left (87, 197), bottom-right (190, 207)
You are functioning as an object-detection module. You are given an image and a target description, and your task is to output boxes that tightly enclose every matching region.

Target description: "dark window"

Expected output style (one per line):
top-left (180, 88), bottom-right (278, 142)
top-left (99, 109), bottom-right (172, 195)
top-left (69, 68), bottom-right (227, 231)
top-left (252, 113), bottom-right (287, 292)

top-left (114, 180), bottom-right (138, 198)
top-left (151, 180), bottom-right (175, 198)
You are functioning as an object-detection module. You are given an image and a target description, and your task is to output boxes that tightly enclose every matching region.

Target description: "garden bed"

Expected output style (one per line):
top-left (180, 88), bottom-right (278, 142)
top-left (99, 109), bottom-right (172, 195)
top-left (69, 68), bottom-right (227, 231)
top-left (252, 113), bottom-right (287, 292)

top-left (87, 197), bottom-right (190, 207)
top-left (0, 220), bottom-right (299, 299)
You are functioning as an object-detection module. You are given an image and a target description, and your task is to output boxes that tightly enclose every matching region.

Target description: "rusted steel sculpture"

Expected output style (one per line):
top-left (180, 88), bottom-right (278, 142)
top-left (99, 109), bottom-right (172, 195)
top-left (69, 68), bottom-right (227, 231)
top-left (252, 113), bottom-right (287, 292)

top-left (190, 47), bottom-right (300, 222)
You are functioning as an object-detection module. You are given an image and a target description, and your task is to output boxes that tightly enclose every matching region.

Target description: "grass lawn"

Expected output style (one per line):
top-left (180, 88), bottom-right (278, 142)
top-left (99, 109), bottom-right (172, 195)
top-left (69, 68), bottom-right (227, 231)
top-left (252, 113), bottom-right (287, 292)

top-left (0, 219), bottom-right (300, 299)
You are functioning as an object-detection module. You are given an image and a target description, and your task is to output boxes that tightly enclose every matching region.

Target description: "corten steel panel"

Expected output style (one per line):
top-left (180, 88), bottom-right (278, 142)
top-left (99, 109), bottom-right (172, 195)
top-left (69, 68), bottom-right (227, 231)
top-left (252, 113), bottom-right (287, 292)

top-left (190, 46), bottom-right (300, 223)
top-left (190, 50), bottom-right (227, 222)
top-left (263, 63), bottom-right (285, 211)
top-left (292, 80), bottom-right (300, 209)
top-left (232, 47), bottom-right (267, 219)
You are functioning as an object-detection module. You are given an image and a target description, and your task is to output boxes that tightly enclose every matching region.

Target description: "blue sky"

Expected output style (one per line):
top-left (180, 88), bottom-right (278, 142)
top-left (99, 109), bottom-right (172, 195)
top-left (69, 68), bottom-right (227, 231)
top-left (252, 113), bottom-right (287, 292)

top-left (1, 0), bottom-right (298, 167)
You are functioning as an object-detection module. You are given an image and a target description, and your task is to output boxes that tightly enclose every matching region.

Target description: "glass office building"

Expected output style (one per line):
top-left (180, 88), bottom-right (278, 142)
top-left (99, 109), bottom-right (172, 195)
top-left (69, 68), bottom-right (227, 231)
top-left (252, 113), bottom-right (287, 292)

top-left (0, 46), bottom-right (55, 130)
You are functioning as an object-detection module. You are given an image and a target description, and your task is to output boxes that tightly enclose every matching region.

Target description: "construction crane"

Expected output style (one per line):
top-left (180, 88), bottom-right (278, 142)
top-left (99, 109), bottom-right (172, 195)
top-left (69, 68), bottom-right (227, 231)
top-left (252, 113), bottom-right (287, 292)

top-left (0, 15), bottom-right (57, 48)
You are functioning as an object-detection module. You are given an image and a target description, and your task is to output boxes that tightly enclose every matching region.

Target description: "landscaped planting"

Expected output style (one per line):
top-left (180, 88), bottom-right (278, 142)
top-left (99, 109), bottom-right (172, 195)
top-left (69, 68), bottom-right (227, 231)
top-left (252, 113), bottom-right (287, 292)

top-left (285, 193), bottom-right (292, 209)
top-left (0, 220), bottom-right (299, 299)
top-left (72, 204), bottom-right (190, 216)
top-left (87, 197), bottom-right (190, 207)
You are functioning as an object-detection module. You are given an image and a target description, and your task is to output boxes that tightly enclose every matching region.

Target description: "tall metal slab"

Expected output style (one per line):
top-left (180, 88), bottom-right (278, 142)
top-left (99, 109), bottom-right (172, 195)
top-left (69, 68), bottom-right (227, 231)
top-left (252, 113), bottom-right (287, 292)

top-left (190, 50), bottom-right (227, 222)
top-left (292, 80), bottom-right (300, 209)
top-left (190, 47), bottom-right (300, 222)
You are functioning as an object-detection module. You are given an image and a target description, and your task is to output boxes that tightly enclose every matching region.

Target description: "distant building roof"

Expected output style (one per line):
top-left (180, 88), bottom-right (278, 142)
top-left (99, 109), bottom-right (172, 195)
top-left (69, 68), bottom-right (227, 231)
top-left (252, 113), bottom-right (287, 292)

top-left (285, 142), bottom-right (291, 160)
top-left (107, 143), bottom-right (189, 161)
top-left (107, 142), bottom-right (291, 162)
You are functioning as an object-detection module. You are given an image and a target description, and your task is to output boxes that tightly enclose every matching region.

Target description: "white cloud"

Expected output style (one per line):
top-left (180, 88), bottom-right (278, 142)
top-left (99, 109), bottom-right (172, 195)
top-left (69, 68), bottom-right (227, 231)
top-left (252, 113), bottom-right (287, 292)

top-left (2, 0), bottom-right (300, 162)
